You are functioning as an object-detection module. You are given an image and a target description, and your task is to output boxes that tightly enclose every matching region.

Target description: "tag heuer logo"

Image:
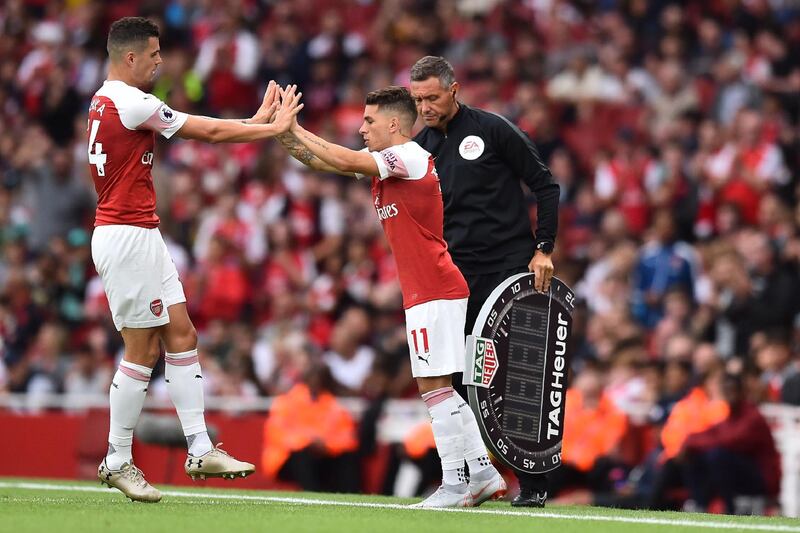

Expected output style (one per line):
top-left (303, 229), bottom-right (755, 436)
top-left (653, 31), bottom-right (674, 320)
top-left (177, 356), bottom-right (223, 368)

top-left (150, 299), bottom-right (164, 317)
top-left (473, 338), bottom-right (497, 386)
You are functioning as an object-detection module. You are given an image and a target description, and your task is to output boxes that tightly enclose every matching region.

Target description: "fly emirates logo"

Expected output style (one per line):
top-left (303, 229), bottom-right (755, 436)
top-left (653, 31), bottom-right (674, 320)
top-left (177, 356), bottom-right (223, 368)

top-left (374, 194), bottom-right (398, 221)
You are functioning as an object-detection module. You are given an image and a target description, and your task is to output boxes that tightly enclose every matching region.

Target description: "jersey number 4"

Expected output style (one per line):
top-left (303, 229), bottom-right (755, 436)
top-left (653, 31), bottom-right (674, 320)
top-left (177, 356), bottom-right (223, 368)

top-left (87, 119), bottom-right (107, 176)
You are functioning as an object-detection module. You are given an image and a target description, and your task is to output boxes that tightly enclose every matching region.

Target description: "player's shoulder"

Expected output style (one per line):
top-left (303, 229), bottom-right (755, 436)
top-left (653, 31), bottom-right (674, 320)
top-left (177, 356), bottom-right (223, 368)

top-left (95, 80), bottom-right (151, 106)
top-left (385, 141), bottom-right (431, 161)
top-left (402, 140), bottom-right (431, 157)
top-left (95, 80), bottom-right (167, 129)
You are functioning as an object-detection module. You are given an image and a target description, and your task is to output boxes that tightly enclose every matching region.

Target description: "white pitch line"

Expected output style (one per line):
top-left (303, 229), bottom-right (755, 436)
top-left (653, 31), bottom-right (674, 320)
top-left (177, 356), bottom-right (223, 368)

top-left (1, 481), bottom-right (799, 532)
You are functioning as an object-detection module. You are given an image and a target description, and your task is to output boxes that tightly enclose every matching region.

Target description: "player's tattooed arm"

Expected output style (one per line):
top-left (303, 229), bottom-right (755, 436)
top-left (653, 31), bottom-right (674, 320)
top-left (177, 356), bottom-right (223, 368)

top-left (276, 132), bottom-right (339, 172)
top-left (290, 124), bottom-right (379, 176)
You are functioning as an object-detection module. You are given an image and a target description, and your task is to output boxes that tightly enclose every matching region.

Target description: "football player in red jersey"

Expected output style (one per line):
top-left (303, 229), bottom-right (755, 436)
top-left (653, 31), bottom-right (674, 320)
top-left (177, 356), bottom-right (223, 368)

top-left (89, 17), bottom-right (302, 502)
top-left (268, 85), bottom-right (507, 508)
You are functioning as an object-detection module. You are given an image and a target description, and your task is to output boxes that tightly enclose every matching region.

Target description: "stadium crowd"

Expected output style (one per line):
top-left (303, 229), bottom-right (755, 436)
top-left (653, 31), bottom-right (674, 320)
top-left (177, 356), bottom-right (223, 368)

top-left (1, 0), bottom-right (800, 512)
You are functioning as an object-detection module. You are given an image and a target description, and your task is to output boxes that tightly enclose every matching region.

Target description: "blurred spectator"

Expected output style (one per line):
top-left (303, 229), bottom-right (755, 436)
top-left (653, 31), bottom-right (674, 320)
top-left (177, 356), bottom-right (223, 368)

top-left (647, 366), bottom-right (729, 510)
top-left (10, 322), bottom-right (69, 409)
top-left (194, 8), bottom-right (259, 115)
top-left (63, 343), bottom-right (113, 409)
top-left (755, 336), bottom-right (799, 402)
top-left (191, 235), bottom-right (250, 325)
top-left (631, 210), bottom-right (696, 328)
top-left (323, 307), bottom-right (374, 395)
top-left (682, 373), bottom-right (781, 514)
top-left (554, 364), bottom-right (629, 496)
top-left (648, 60), bottom-right (698, 142)
top-left (15, 137), bottom-right (94, 254)
top-left (261, 361), bottom-right (359, 492)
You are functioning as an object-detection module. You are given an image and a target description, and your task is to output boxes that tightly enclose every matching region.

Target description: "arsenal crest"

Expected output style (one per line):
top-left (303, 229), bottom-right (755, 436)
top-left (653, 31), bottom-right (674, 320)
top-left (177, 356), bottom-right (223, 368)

top-left (150, 299), bottom-right (164, 317)
top-left (464, 274), bottom-right (575, 474)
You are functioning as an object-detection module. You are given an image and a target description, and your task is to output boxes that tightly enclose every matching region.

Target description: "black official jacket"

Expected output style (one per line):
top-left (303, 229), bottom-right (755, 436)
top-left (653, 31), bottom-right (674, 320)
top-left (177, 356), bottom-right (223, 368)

top-left (413, 103), bottom-right (560, 275)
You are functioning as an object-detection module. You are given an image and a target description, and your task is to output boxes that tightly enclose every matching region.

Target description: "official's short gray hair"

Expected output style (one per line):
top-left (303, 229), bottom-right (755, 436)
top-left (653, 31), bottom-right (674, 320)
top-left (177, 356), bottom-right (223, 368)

top-left (410, 56), bottom-right (455, 88)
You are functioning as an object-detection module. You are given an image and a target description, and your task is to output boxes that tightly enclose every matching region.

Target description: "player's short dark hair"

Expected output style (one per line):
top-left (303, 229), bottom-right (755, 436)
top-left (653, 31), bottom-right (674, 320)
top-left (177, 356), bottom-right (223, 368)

top-left (410, 56), bottom-right (455, 88)
top-left (365, 86), bottom-right (417, 127)
top-left (107, 17), bottom-right (159, 59)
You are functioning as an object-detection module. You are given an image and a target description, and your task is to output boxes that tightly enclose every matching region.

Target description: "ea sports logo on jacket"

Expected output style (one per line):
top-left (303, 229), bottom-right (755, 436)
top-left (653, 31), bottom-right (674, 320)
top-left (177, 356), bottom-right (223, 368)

top-left (374, 194), bottom-right (398, 221)
top-left (459, 135), bottom-right (485, 160)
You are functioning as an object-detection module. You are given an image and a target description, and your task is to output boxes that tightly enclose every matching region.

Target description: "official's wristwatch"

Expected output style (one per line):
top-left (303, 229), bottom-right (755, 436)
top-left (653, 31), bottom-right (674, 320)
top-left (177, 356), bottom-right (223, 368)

top-left (536, 241), bottom-right (554, 255)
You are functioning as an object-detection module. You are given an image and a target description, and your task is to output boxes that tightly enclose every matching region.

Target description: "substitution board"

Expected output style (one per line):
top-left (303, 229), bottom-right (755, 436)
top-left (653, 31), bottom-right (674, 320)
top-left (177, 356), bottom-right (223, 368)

top-left (464, 274), bottom-right (575, 474)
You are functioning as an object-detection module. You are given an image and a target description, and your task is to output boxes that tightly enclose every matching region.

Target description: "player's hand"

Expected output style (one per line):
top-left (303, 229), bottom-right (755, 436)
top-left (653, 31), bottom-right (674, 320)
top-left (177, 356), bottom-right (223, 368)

top-left (273, 84), bottom-right (304, 133)
top-left (251, 80), bottom-right (279, 124)
top-left (529, 250), bottom-right (554, 293)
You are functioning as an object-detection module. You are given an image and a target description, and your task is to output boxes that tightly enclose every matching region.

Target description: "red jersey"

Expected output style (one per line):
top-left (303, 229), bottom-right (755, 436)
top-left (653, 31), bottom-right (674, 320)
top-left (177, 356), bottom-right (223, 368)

top-left (364, 142), bottom-right (469, 309)
top-left (87, 80), bottom-right (189, 228)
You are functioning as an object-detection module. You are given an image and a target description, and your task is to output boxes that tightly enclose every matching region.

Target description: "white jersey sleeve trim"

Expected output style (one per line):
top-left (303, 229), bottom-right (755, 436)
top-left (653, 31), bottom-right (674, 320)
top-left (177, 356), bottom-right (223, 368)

top-left (99, 81), bottom-right (188, 139)
top-left (371, 142), bottom-right (430, 181)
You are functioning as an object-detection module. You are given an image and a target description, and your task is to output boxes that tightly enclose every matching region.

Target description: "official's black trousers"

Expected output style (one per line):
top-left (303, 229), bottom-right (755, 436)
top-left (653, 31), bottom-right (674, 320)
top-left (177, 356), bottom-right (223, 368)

top-left (456, 264), bottom-right (549, 493)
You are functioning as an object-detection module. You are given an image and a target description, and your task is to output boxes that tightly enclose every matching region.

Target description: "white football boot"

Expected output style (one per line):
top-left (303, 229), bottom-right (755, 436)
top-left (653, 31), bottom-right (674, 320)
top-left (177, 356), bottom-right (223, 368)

top-left (469, 467), bottom-right (508, 507)
top-left (185, 443), bottom-right (255, 480)
top-left (412, 484), bottom-right (473, 508)
top-left (98, 460), bottom-right (162, 503)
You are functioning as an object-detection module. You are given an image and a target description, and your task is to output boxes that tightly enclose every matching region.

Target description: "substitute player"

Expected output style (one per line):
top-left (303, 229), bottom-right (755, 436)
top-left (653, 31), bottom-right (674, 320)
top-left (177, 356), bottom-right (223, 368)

top-left (270, 85), bottom-right (506, 507)
top-left (89, 17), bottom-right (302, 502)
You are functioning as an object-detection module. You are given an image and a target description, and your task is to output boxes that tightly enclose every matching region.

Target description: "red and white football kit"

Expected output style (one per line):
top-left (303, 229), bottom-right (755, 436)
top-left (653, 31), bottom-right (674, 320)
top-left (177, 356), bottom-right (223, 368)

top-left (87, 80), bottom-right (189, 331)
top-left (362, 141), bottom-right (470, 378)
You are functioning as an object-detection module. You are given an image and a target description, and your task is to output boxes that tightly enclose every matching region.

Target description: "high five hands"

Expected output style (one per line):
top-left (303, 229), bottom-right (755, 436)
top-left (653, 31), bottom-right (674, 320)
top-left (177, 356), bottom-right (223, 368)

top-left (251, 80), bottom-right (303, 134)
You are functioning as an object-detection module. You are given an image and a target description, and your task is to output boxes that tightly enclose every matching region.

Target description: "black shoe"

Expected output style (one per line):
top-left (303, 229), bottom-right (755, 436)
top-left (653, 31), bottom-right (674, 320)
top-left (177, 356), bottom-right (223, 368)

top-left (511, 489), bottom-right (547, 507)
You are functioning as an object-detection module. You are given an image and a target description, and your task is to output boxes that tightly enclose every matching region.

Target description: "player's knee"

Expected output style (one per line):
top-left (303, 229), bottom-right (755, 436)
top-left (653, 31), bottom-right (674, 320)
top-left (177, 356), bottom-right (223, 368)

top-left (168, 323), bottom-right (197, 352)
top-left (145, 350), bottom-right (161, 368)
top-left (183, 324), bottom-right (198, 348)
top-left (124, 349), bottom-right (160, 368)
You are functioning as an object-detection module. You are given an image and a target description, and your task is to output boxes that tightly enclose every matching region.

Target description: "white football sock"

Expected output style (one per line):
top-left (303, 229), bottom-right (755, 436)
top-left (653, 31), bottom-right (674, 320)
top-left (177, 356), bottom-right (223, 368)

top-left (422, 387), bottom-right (466, 486)
top-left (165, 349), bottom-right (212, 456)
top-left (106, 360), bottom-right (152, 471)
top-left (454, 391), bottom-right (493, 475)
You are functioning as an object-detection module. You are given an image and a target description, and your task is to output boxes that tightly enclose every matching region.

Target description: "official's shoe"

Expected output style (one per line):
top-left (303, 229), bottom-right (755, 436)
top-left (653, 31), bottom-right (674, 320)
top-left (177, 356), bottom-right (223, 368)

top-left (185, 443), bottom-right (255, 480)
top-left (98, 460), bottom-right (161, 503)
top-left (511, 488), bottom-right (547, 507)
top-left (469, 468), bottom-right (508, 507)
top-left (412, 483), bottom-right (472, 508)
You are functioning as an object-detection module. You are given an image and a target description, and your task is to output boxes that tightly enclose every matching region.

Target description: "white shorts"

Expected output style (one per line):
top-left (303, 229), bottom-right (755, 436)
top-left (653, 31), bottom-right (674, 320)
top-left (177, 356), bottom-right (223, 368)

top-left (405, 298), bottom-right (468, 378)
top-left (91, 225), bottom-right (186, 331)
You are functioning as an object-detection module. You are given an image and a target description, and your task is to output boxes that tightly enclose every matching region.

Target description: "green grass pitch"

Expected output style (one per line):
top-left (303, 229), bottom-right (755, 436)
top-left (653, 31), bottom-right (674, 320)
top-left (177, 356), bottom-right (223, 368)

top-left (1, 478), bottom-right (799, 533)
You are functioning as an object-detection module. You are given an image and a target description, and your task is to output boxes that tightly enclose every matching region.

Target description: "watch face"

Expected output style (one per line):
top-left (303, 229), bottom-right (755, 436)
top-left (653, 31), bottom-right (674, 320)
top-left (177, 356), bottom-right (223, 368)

top-left (465, 273), bottom-right (575, 474)
top-left (537, 242), bottom-right (553, 254)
